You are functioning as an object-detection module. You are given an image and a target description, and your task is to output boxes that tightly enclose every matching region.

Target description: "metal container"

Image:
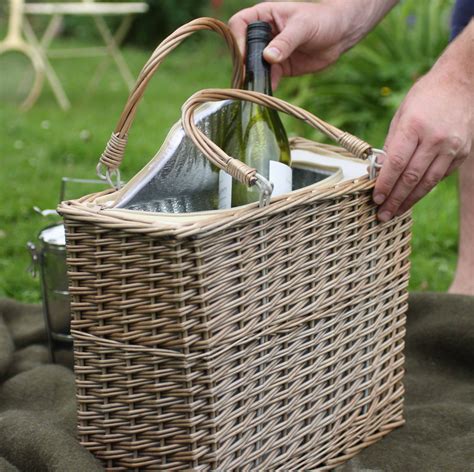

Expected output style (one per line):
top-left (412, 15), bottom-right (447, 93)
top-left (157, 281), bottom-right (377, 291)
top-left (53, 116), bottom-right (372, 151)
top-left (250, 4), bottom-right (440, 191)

top-left (26, 178), bottom-right (108, 362)
top-left (28, 223), bottom-right (71, 362)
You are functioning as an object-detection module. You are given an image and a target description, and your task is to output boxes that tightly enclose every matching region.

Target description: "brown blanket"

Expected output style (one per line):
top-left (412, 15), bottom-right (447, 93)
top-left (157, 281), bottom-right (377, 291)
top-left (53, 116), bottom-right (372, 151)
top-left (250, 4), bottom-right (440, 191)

top-left (0, 293), bottom-right (472, 471)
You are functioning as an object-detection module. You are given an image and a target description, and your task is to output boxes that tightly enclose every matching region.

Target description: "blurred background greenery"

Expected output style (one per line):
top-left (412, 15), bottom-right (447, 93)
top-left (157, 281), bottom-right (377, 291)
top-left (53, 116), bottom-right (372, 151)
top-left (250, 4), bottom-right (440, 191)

top-left (0, 0), bottom-right (458, 302)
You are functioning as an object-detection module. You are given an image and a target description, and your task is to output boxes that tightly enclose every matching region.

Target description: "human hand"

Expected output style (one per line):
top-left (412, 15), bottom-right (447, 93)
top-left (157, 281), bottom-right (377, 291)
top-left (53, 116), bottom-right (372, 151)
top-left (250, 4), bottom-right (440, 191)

top-left (229, 1), bottom-right (397, 89)
top-left (373, 52), bottom-right (473, 221)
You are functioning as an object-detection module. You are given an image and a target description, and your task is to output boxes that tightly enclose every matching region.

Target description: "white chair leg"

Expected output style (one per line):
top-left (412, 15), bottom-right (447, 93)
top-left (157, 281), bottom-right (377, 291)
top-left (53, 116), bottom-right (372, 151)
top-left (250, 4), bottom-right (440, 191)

top-left (93, 15), bottom-right (135, 91)
top-left (23, 17), bottom-right (71, 110)
top-left (40, 13), bottom-right (63, 49)
top-left (87, 15), bottom-right (134, 92)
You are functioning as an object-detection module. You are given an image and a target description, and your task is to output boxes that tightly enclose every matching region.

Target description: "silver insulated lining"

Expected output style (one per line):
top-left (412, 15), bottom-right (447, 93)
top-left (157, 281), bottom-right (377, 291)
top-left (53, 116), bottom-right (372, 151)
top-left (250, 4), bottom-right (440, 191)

top-left (118, 100), bottom-right (334, 214)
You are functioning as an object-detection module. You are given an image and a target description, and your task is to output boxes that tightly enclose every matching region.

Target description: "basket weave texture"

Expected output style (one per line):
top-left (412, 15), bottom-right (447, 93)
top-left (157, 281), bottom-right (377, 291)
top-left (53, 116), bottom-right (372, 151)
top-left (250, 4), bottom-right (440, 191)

top-left (58, 18), bottom-right (412, 471)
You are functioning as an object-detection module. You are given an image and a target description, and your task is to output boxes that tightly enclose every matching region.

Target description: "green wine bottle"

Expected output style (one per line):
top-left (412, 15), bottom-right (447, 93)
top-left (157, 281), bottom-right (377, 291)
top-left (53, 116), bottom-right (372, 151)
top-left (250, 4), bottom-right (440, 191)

top-left (220, 21), bottom-right (292, 208)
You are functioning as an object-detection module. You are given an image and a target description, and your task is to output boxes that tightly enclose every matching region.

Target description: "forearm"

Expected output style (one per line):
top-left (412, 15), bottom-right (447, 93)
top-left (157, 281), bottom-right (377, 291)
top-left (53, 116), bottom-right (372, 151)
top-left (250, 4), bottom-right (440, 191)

top-left (326, 0), bottom-right (400, 51)
top-left (374, 19), bottom-right (473, 221)
top-left (431, 19), bottom-right (473, 94)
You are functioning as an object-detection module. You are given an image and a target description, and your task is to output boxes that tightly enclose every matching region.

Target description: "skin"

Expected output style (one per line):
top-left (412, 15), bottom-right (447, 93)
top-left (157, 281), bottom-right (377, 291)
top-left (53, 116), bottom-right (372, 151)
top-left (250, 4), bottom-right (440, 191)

top-left (449, 155), bottom-right (474, 296)
top-left (230, 1), bottom-right (474, 295)
top-left (229, 1), bottom-right (399, 91)
top-left (375, 25), bottom-right (473, 221)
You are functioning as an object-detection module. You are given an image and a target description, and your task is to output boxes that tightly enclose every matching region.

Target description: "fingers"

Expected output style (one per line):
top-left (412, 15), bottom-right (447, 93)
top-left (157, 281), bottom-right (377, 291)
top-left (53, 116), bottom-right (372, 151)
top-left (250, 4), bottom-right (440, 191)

top-left (228, 8), bottom-right (255, 57)
top-left (376, 142), bottom-right (438, 221)
top-left (394, 144), bottom-right (469, 215)
top-left (394, 154), bottom-right (454, 216)
top-left (376, 126), bottom-right (470, 219)
top-left (229, 4), bottom-right (276, 58)
top-left (373, 122), bottom-right (419, 208)
top-left (263, 21), bottom-right (309, 64)
top-left (229, 4), bottom-right (310, 67)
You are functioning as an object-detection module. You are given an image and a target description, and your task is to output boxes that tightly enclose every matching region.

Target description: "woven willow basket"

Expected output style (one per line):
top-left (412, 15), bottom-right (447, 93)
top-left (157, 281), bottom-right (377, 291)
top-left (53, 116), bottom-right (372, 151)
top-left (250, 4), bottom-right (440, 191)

top-left (58, 18), bottom-right (412, 471)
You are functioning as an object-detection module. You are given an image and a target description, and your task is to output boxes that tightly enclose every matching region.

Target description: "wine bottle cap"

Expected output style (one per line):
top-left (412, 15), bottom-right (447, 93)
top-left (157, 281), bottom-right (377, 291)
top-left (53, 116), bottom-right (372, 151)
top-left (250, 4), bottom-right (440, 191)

top-left (247, 21), bottom-right (272, 43)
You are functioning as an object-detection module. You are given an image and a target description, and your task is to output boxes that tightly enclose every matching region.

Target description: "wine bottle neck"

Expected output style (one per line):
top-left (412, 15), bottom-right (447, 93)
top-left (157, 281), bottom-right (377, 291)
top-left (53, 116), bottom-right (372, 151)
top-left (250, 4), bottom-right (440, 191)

top-left (244, 40), bottom-right (272, 95)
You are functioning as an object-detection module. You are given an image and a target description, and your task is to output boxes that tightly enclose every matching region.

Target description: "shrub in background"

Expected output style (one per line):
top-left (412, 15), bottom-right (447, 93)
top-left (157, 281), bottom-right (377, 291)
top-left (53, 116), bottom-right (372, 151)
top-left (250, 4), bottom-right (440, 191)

top-left (279, 0), bottom-right (453, 146)
top-left (128, 0), bottom-right (208, 47)
top-left (203, 0), bottom-right (256, 21)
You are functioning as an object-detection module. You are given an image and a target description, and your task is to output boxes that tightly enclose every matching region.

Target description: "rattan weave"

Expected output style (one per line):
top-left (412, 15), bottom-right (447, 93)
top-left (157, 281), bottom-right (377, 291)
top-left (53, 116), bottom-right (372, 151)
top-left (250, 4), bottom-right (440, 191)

top-left (58, 18), bottom-right (412, 471)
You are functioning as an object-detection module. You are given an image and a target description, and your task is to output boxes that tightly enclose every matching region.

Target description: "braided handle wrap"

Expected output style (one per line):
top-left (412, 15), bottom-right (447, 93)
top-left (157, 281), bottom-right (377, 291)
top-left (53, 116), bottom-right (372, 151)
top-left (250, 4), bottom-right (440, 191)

top-left (98, 18), bottom-right (244, 176)
top-left (181, 88), bottom-right (373, 186)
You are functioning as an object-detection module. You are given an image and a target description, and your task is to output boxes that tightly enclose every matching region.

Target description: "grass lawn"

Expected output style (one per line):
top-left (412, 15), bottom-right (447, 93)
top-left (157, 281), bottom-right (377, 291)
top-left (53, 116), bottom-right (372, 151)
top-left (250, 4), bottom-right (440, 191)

top-left (0, 38), bottom-right (459, 303)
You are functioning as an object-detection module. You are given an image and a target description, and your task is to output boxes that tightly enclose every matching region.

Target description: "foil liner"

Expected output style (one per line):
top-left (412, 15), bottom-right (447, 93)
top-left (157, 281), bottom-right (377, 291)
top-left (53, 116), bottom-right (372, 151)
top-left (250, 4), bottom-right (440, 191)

top-left (117, 100), bottom-right (335, 214)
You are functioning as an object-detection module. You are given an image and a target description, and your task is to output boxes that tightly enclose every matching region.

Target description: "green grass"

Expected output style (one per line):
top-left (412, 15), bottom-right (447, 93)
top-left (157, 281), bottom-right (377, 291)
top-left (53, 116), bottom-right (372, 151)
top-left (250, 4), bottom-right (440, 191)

top-left (409, 174), bottom-right (459, 291)
top-left (0, 38), bottom-right (459, 302)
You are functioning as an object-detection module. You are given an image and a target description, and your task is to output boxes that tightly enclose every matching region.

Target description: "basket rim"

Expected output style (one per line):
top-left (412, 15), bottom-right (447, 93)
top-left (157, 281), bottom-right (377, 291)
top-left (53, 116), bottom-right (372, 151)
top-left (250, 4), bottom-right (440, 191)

top-left (58, 138), bottom-right (376, 239)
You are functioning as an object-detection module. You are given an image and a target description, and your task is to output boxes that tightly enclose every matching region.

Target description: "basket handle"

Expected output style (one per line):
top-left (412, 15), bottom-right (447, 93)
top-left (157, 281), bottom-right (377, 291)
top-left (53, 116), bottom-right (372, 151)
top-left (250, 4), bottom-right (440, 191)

top-left (97, 17), bottom-right (244, 187)
top-left (181, 88), bottom-right (373, 193)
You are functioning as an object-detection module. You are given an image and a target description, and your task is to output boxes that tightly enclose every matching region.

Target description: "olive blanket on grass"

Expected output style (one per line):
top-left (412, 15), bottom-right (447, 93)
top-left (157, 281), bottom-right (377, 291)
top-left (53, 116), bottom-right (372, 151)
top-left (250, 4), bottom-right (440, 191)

top-left (0, 293), bottom-right (472, 472)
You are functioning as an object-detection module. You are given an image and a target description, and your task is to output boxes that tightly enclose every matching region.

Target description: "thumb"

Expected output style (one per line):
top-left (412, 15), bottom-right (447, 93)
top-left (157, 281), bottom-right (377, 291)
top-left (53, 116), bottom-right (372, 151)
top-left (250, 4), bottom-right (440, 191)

top-left (263, 21), bottom-right (308, 64)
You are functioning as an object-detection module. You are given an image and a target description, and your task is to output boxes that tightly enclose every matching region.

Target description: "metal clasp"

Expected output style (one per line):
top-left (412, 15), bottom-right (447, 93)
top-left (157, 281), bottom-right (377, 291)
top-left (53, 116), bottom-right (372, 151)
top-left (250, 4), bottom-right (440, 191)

top-left (368, 148), bottom-right (385, 180)
top-left (254, 173), bottom-right (274, 208)
top-left (96, 162), bottom-right (122, 190)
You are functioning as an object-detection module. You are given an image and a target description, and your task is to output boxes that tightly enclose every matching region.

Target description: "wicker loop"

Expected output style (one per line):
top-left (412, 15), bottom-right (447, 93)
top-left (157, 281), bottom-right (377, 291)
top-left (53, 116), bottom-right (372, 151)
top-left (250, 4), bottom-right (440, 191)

top-left (99, 132), bottom-right (128, 171)
top-left (96, 18), bottom-right (244, 184)
top-left (338, 132), bottom-right (372, 160)
top-left (225, 158), bottom-right (257, 186)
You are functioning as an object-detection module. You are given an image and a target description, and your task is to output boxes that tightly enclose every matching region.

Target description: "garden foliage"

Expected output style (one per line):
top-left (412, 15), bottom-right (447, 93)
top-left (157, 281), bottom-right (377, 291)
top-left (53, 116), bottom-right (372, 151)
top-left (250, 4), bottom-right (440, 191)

top-left (280, 0), bottom-right (454, 146)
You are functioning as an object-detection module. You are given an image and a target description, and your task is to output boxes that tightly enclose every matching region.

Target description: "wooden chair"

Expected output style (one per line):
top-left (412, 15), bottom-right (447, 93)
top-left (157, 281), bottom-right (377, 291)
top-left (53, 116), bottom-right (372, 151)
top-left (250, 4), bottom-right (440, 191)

top-left (8, 0), bottom-right (148, 109)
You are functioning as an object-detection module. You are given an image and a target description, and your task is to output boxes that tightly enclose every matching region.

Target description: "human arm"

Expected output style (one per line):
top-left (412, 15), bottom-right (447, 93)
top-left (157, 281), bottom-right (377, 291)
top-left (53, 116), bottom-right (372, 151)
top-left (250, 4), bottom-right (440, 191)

top-left (374, 20), bottom-right (474, 221)
top-left (229, 0), bottom-right (399, 89)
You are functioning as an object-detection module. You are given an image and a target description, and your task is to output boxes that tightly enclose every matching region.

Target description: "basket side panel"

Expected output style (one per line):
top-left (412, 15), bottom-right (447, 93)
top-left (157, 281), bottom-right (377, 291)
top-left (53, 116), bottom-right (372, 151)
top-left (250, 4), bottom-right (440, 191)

top-left (63, 219), bottom-right (216, 471)
top-left (195, 190), bottom-right (412, 470)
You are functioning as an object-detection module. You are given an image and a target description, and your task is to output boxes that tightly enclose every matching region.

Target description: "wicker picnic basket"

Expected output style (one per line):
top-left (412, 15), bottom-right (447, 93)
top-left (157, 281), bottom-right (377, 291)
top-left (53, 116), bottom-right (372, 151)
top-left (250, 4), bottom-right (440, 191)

top-left (58, 18), bottom-right (412, 471)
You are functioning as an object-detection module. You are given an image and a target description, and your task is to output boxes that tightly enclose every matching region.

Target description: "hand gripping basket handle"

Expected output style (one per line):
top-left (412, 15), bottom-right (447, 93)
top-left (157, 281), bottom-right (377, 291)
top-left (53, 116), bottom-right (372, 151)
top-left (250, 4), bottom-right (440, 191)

top-left (181, 88), bottom-right (374, 194)
top-left (97, 18), bottom-right (244, 187)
